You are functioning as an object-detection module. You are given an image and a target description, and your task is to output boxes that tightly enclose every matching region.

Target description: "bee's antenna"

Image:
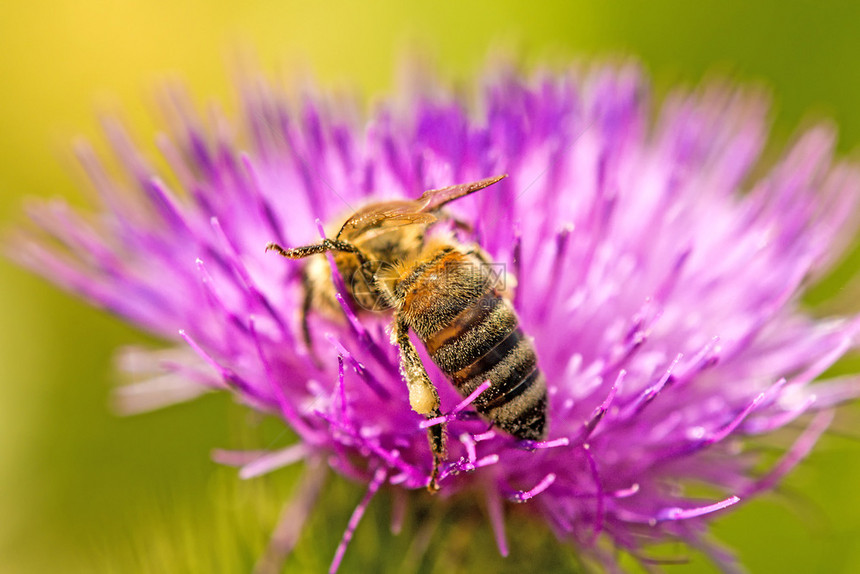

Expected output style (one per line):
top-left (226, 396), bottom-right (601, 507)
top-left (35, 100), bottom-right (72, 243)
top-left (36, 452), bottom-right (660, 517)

top-left (266, 239), bottom-right (368, 265)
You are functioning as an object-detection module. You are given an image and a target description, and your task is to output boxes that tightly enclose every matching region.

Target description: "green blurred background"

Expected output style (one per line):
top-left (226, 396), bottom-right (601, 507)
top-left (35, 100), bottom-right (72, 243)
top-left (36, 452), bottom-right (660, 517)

top-left (4, 1), bottom-right (860, 572)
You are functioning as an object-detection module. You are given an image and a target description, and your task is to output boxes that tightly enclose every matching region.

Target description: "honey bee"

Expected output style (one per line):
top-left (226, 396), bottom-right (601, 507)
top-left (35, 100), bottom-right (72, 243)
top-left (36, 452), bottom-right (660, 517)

top-left (266, 175), bottom-right (547, 490)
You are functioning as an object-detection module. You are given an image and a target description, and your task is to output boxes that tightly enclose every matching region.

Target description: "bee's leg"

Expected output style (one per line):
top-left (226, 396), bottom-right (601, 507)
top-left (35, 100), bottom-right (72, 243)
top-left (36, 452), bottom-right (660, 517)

top-left (300, 277), bottom-right (313, 349)
top-left (466, 246), bottom-right (491, 265)
top-left (451, 217), bottom-right (473, 234)
top-left (299, 273), bottom-right (325, 368)
top-left (426, 407), bottom-right (444, 492)
top-left (267, 239), bottom-right (369, 367)
top-left (435, 210), bottom-right (474, 236)
top-left (392, 315), bottom-right (444, 492)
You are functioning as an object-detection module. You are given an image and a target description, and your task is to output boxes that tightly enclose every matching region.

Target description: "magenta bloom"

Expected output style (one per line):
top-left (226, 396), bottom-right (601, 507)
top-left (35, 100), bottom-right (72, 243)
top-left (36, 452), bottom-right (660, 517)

top-left (14, 64), bottom-right (860, 570)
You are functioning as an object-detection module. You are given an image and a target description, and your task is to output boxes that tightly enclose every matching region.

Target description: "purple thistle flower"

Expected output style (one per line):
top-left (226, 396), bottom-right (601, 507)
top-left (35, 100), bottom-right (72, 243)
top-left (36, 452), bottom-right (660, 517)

top-left (12, 62), bottom-right (860, 571)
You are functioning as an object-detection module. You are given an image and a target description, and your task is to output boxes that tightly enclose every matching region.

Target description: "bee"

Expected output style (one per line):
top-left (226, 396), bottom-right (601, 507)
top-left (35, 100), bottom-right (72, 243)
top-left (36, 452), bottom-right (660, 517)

top-left (266, 175), bottom-right (547, 490)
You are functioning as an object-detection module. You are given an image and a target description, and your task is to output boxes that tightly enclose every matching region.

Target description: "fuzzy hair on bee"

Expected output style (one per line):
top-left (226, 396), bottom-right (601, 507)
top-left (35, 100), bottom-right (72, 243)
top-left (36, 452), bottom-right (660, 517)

top-left (265, 175), bottom-right (548, 491)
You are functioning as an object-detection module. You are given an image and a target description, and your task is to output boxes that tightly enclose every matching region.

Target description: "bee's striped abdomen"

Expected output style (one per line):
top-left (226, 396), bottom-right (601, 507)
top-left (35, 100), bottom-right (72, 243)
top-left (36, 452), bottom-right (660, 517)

top-left (401, 251), bottom-right (547, 441)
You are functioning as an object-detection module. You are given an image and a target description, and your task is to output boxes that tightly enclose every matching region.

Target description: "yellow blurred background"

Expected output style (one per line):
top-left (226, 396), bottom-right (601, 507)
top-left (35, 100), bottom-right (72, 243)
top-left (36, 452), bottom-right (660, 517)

top-left (4, 1), bottom-right (860, 572)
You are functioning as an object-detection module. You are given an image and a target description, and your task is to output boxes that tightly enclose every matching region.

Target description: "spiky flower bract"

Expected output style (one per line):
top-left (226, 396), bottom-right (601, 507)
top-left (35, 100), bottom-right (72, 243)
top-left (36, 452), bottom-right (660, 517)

top-left (13, 62), bottom-right (860, 571)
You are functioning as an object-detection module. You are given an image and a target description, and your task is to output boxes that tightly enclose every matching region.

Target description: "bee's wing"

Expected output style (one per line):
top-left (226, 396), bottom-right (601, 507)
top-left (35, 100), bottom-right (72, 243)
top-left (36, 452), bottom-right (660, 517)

top-left (416, 174), bottom-right (507, 213)
top-left (336, 201), bottom-right (438, 240)
top-left (336, 174), bottom-right (507, 240)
